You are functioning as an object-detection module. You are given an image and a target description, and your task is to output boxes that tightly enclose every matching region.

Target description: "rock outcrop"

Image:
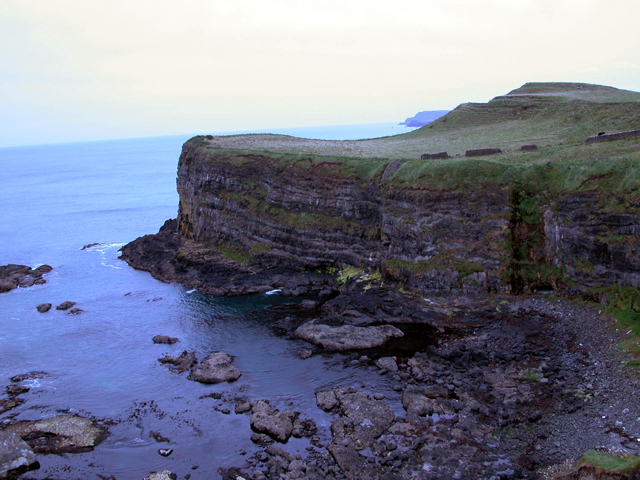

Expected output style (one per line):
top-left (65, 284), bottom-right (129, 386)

top-left (0, 265), bottom-right (52, 293)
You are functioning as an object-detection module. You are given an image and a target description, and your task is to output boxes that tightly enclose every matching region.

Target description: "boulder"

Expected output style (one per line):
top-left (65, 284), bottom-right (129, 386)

top-left (294, 320), bottom-right (404, 351)
top-left (375, 356), bottom-right (398, 372)
top-left (3, 415), bottom-right (107, 454)
top-left (0, 431), bottom-right (39, 479)
top-left (158, 351), bottom-right (197, 373)
top-left (188, 352), bottom-right (241, 384)
top-left (36, 303), bottom-right (51, 313)
top-left (250, 400), bottom-right (296, 443)
top-left (56, 301), bottom-right (76, 311)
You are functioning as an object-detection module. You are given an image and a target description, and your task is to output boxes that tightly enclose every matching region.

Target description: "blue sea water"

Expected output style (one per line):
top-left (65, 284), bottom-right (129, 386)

top-left (0, 123), bottom-right (415, 479)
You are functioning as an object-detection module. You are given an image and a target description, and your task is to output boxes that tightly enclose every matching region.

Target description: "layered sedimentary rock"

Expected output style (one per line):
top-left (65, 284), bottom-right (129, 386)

top-left (122, 138), bottom-right (640, 300)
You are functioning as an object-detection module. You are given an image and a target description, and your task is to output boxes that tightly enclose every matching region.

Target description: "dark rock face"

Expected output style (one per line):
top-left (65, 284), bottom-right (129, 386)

top-left (0, 265), bottom-right (52, 294)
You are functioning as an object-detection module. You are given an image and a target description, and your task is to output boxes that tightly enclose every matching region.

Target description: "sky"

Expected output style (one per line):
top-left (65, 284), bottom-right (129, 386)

top-left (1, 0), bottom-right (639, 147)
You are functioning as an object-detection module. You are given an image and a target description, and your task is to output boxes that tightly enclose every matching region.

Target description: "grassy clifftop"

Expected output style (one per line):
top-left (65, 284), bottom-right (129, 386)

top-left (196, 82), bottom-right (640, 161)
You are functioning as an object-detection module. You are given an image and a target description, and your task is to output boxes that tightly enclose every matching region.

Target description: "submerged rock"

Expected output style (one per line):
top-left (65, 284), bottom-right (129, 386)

top-left (188, 352), bottom-right (242, 384)
top-left (3, 415), bottom-right (107, 454)
top-left (294, 320), bottom-right (404, 351)
top-left (152, 335), bottom-right (179, 345)
top-left (0, 431), bottom-right (39, 479)
top-left (0, 398), bottom-right (24, 414)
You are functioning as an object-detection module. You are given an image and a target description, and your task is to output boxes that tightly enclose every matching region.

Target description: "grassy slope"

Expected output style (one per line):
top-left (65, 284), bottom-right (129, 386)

top-left (200, 82), bottom-right (640, 162)
top-left (194, 82), bottom-right (640, 206)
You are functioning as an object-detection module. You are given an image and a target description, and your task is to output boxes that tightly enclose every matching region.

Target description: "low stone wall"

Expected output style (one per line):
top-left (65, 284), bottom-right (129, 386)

top-left (465, 148), bottom-right (502, 157)
top-left (586, 129), bottom-right (640, 143)
top-left (420, 152), bottom-right (449, 160)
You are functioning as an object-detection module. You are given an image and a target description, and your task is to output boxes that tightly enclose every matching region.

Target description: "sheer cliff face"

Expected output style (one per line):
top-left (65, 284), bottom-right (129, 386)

top-left (175, 141), bottom-right (640, 296)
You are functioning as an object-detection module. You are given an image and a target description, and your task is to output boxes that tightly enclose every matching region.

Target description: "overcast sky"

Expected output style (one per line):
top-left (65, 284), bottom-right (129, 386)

top-left (1, 0), bottom-right (639, 147)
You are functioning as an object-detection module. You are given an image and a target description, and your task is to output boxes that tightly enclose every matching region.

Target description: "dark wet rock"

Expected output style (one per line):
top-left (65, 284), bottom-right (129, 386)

top-left (3, 415), bottom-right (107, 454)
top-left (68, 308), bottom-right (83, 315)
top-left (10, 372), bottom-right (46, 383)
top-left (36, 303), bottom-right (51, 313)
top-left (150, 431), bottom-right (170, 443)
top-left (187, 352), bottom-right (242, 384)
top-left (298, 349), bottom-right (313, 359)
top-left (143, 471), bottom-right (177, 480)
top-left (158, 448), bottom-right (173, 457)
top-left (292, 418), bottom-right (318, 438)
top-left (316, 390), bottom-right (339, 412)
top-left (327, 443), bottom-right (378, 479)
top-left (235, 399), bottom-right (252, 414)
top-left (0, 431), bottom-right (39, 479)
top-left (5, 386), bottom-right (29, 397)
top-left (0, 398), bottom-right (25, 414)
top-left (55, 301), bottom-right (76, 311)
top-left (0, 264), bottom-right (52, 294)
top-left (218, 467), bottom-right (251, 480)
top-left (375, 356), bottom-right (398, 372)
top-left (250, 400), bottom-right (296, 443)
top-left (329, 388), bottom-right (395, 449)
top-left (152, 335), bottom-right (179, 345)
top-left (81, 243), bottom-right (100, 250)
top-left (294, 320), bottom-right (404, 351)
top-left (250, 432), bottom-right (274, 446)
top-left (158, 351), bottom-right (197, 373)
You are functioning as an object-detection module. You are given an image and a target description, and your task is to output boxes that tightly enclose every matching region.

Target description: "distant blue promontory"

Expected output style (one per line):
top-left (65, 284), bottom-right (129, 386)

top-left (399, 110), bottom-right (450, 127)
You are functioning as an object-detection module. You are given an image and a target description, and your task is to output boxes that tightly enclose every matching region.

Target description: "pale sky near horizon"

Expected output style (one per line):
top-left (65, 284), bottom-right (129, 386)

top-left (1, 0), bottom-right (639, 147)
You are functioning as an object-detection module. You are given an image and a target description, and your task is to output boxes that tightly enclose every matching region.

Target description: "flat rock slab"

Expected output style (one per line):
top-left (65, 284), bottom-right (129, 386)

top-left (294, 320), bottom-right (404, 351)
top-left (3, 415), bottom-right (107, 454)
top-left (188, 352), bottom-right (241, 384)
top-left (0, 431), bottom-right (39, 479)
top-left (0, 264), bottom-right (52, 294)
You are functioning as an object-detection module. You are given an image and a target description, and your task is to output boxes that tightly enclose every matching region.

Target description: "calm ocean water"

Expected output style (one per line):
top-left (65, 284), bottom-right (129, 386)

top-left (0, 123), bottom-right (416, 479)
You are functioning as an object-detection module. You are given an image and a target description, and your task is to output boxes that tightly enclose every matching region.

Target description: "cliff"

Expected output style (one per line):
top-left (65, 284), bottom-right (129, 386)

top-left (122, 137), bottom-right (640, 304)
top-left (121, 82), bottom-right (640, 305)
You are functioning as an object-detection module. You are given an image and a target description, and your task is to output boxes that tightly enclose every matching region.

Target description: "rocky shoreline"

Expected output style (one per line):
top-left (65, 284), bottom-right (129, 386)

top-left (113, 222), bottom-right (640, 479)
top-left (207, 295), bottom-right (639, 480)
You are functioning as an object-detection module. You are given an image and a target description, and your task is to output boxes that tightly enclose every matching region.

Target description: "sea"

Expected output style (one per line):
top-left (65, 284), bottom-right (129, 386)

top-left (0, 122), bottom-right (417, 479)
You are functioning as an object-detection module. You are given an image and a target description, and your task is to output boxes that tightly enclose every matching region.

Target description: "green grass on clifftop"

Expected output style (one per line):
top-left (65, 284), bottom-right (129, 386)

top-left (196, 82), bottom-right (640, 162)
